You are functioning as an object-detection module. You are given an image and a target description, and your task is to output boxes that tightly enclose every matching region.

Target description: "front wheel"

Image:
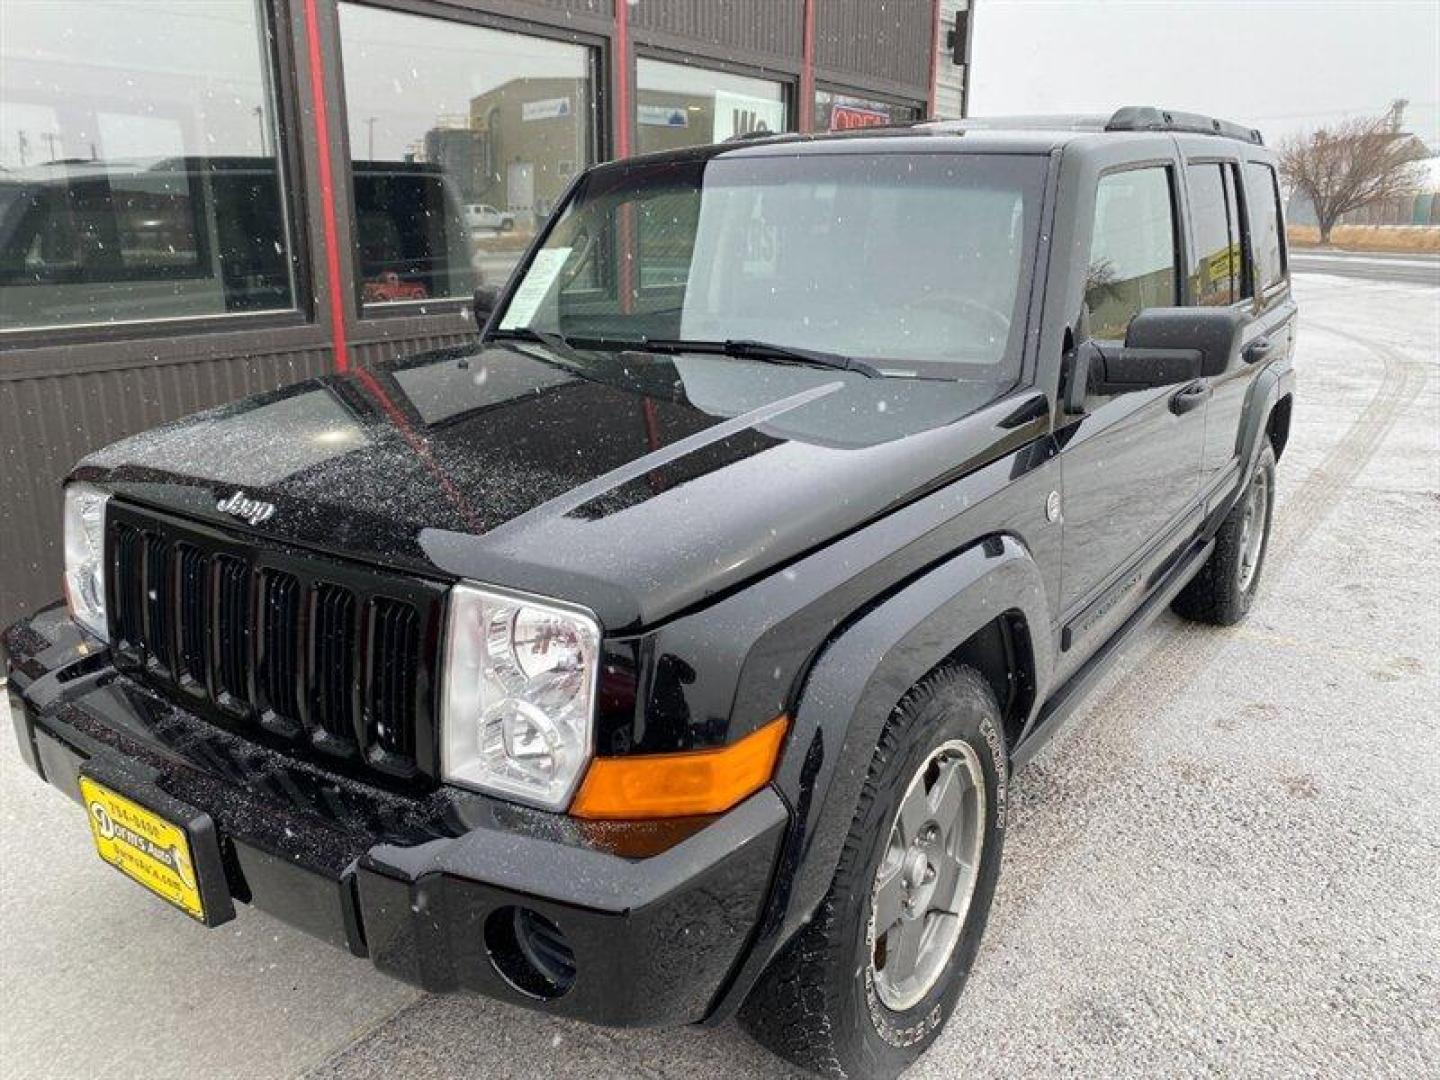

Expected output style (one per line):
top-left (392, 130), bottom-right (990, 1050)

top-left (1172, 443), bottom-right (1276, 626)
top-left (739, 665), bottom-right (1008, 1079)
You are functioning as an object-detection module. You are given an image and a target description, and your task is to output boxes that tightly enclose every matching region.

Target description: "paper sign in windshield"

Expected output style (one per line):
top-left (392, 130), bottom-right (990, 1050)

top-left (500, 247), bottom-right (573, 329)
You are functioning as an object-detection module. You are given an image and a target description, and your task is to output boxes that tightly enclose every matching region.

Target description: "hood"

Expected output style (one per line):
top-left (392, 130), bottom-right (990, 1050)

top-left (79, 342), bottom-right (1030, 632)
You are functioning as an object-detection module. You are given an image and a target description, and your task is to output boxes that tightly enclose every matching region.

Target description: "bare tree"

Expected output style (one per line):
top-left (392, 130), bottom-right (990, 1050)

top-left (1278, 114), bottom-right (1429, 244)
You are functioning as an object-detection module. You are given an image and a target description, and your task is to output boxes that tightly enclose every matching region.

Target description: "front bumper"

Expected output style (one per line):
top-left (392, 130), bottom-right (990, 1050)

top-left (4, 607), bottom-right (787, 1028)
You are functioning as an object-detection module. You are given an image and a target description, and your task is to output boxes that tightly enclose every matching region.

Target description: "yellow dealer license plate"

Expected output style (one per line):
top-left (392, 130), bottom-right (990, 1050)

top-left (80, 776), bottom-right (206, 921)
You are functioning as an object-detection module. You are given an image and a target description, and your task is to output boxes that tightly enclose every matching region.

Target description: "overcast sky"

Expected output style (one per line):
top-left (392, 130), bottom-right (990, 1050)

top-left (970, 0), bottom-right (1440, 152)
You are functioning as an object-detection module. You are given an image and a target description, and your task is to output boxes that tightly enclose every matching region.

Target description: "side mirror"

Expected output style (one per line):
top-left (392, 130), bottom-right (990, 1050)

top-left (1126, 306), bottom-right (1245, 378)
top-left (1063, 306), bottom-right (1246, 411)
top-left (472, 286), bottom-right (500, 333)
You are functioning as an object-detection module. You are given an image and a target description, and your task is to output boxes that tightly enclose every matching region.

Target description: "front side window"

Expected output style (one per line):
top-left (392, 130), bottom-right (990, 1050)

top-left (497, 152), bottom-right (1046, 379)
top-left (0, 0), bottom-right (294, 331)
top-left (1186, 163), bottom-right (1243, 306)
top-left (1246, 161), bottom-right (1287, 292)
top-left (635, 59), bottom-right (788, 156)
top-left (1085, 167), bottom-right (1178, 340)
top-left (337, 4), bottom-right (596, 305)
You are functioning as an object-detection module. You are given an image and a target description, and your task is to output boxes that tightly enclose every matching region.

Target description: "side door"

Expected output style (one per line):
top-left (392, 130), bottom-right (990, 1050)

top-left (1184, 151), bottom-right (1295, 497)
top-left (1056, 161), bottom-right (1209, 665)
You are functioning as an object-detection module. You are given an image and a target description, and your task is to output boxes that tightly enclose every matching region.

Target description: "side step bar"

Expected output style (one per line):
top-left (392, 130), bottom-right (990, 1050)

top-left (1010, 535), bottom-right (1215, 771)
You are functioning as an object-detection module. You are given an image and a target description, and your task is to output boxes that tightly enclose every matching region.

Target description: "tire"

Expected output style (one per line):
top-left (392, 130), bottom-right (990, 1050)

top-left (739, 665), bottom-right (1009, 1079)
top-left (1172, 443), bottom-right (1276, 626)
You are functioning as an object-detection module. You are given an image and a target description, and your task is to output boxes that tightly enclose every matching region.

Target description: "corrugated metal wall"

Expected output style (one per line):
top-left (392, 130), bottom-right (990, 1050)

top-left (815, 0), bottom-right (933, 97)
top-left (0, 347), bottom-right (336, 619)
top-left (631, 0), bottom-right (804, 67)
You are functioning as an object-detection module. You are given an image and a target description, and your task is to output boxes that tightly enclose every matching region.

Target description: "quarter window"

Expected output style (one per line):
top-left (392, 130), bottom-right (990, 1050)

top-left (336, 4), bottom-right (597, 306)
top-left (1085, 167), bottom-right (1178, 340)
top-left (1246, 162), bottom-right (1287, 292)
top-left (0, 0), bottom-right (294, 331)
top-left (1186, 163), bottom-right (1244, 306)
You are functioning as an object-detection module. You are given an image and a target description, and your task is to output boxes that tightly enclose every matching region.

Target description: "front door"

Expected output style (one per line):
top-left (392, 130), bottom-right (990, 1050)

top-left (1058, 164), bottom-right (1208, 664)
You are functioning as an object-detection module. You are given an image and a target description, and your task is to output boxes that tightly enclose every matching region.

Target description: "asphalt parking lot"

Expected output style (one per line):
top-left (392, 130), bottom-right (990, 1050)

top-left (2, 271), bottom-right (1436, 1079)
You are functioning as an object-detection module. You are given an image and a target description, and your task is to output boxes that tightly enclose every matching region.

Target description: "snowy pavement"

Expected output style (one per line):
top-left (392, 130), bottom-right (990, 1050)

top-left (2, 272), bottom-right (1437, 1079)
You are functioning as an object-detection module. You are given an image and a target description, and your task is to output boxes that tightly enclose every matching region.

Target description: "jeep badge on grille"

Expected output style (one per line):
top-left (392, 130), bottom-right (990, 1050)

top-left (216, 490), bottom-right (276, 527)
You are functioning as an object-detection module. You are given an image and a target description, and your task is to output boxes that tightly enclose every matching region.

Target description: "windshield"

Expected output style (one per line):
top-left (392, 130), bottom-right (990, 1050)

top-left (495, 151), bottom-right (1048, 379)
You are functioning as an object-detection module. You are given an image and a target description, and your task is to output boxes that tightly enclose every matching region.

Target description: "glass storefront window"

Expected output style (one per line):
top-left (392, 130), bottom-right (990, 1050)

top-left (337, 4), bottom-right (596, 305)
top-left (0, 0), bottom-right (294, 332)
top-left (635, 59), bottom-right (788, 156)
top-left (813, 91), bottom-right (921, 133)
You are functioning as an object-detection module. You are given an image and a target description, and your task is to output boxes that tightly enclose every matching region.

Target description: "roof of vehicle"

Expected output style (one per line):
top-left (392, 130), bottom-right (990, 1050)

top-left (605, 106), bottom-right (1267, 170)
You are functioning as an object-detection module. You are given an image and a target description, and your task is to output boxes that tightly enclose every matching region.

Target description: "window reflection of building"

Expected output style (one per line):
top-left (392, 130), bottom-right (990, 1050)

top-left (635, 59), bottom-right (787, 156)
top-left (337, 3), bottom-right (595, 304)
top-left (813, 91), bottom-right (920, 133)
top-left (466, 77), bottom-right (592, 225)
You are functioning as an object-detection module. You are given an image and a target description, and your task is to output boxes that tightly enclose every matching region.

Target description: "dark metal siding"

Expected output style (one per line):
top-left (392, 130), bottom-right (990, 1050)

top-left (0, 348), bottom-right (333, 622)
top-left (814, 0), bottom-right (933, 98)
top-left (513, 0), bottom-right (613, 16)
top-left (631, 0), bottom-right (804, 67)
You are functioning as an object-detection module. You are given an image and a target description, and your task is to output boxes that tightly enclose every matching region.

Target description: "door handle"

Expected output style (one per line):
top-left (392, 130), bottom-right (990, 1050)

top-left (1242, 336), bottom-right (1273, 364)
top-left (1170, 381), bottom-right (1211, 415)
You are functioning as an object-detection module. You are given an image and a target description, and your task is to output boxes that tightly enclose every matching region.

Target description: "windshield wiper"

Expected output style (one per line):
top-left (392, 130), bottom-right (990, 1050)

top-left (491, 330), bottom-right (884, 378)
top-left (489, 327), bottom-right (648, 353)
top-left (643, 338), bottom-right (883, 378)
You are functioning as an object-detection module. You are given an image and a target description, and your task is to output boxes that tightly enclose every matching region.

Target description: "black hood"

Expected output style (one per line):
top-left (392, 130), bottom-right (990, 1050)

top-left (78, 342), bottom-right (1025, 632)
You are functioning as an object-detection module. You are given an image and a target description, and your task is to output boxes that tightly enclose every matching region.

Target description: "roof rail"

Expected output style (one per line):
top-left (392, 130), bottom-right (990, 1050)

top-left (1105, 106), bottom-right (1264, 145)
top-left (724, 128), bottom-right (782, 143)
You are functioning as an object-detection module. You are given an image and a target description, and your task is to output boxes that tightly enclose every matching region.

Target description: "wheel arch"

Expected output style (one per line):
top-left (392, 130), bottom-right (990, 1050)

top-left (1267, 393), bottom-right (1293, 460)
top-left (1239, 367), bottom-right (1295, 475)
top-left (708, 533), bottom-right (1052, 1021)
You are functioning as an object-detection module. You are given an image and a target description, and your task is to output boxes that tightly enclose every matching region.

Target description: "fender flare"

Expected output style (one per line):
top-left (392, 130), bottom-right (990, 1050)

top-left (1237, 364), bottom-right (1293, 476)
top-left (709, 534), bottom-right (1052, 1019)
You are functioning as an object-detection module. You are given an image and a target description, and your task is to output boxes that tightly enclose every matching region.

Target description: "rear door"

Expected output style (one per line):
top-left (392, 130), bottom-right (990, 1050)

top-left (1180, 147), bottom-right (1294, 497)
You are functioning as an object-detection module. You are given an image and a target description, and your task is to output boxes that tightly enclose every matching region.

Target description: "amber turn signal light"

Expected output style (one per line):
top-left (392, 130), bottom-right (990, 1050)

top-left (569, 715), bottom-right (789, 820)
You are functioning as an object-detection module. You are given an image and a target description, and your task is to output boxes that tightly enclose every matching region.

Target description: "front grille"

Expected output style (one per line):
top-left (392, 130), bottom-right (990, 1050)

top-left (106, 502), bottom-right (446, 786)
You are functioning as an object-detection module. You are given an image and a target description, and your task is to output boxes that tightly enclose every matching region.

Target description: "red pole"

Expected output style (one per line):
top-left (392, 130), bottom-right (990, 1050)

top-left (303, 0), bottom-right (349, 372)
top-left (614, 0), bottom-right (631, 158)
top-left (800, 0), bottom-right (816, 133)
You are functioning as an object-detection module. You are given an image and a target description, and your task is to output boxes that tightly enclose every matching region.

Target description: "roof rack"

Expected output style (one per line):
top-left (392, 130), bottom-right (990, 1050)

top-left (926, 107), bottom-right (1264, 145)
top-left (1104, 106), bottom-right (1264, 145)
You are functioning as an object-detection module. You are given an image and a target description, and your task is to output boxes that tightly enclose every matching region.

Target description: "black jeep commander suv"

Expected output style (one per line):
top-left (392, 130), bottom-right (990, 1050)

top-left (6, 108), bottom-right (1295, 1078)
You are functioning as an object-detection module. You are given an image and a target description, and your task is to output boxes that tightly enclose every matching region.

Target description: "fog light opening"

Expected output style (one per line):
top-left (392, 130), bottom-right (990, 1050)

top-left (484, 905), bottom-right (576, 1000)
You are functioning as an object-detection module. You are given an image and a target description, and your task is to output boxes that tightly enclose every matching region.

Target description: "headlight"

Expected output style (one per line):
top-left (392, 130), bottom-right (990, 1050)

top-left (441, 583), bottom-right (600, 810)
top-left (63, 483), bottom-right (110, 642)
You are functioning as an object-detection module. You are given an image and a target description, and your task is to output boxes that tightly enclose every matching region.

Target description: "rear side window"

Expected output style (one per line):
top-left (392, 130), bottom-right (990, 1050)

top-left (1246, 162), bottom-right (1287, 292)
top-left (1085, 167), bottom-right (1178, 340)
top-left (1186, 163), bottom-right (1245, 305)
